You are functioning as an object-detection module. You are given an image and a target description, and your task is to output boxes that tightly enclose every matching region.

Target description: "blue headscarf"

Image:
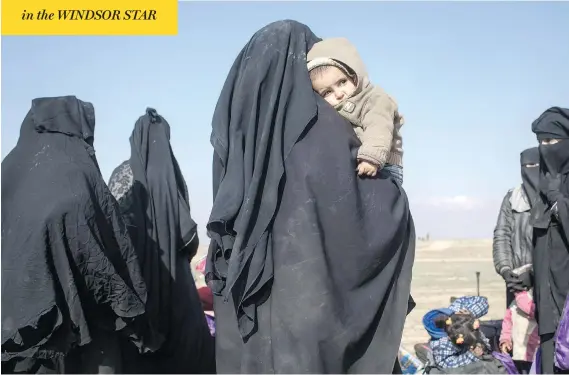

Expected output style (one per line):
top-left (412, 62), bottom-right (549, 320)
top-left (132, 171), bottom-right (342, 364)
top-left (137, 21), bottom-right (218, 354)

top-left (422, 308), bottom-right (453, 340)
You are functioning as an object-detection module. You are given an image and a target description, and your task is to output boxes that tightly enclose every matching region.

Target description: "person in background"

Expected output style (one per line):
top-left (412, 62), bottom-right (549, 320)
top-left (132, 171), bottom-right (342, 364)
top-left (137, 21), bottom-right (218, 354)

top-left (529, 107), bottom-right (569, 374)
top-left (499, 264), bottom-right (539, 374)
top-left (422, 296), bottom-right (490, 368)
top-left (107, 108), bottom-right (214, 374)
top-left (493, 147), bottom-right (540, 307)
top-left (430, 313), bottom-right (490, 369)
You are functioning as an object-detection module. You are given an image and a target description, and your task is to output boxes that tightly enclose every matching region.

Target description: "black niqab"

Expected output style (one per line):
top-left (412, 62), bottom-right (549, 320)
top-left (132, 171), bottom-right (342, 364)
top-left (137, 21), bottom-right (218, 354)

top-left (108, 108), bottom-right (214, 373)
top-left (520, 147), bottom-right (540, 207)
top-left (533, 107), bottom-right (569, 177)
top-left (1, 96), bottom-right (157, 366)
top-left (206, 20), bottom-right (320, 338)
top-left (207, 20), bottom-right (415, 373)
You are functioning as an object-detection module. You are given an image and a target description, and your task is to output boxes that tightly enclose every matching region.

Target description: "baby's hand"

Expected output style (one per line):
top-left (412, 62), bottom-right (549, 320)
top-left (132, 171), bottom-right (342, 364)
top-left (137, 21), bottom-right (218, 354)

top-left (500, 341), bottom-right (512, 354)
top-left (357, 161), bottom-right (378, 177)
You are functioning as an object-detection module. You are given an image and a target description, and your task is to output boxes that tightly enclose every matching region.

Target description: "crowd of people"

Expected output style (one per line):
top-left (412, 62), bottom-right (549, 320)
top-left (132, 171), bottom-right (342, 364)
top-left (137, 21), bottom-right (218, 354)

top-left (1, 19), bottom-right (567, 374)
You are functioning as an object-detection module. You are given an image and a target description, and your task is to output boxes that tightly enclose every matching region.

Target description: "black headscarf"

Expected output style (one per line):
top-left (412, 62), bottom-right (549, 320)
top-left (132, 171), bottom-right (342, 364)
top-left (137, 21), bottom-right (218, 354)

top-left (208, 20), bottom-right (415, 373)
top-left (532, 107), bottom-right (569, 177)
top-left (206, 20), bottom-right (320, 338)
top-left (108, 109), bottom-right (214, 373)
top-left (1, 96), bottom-right (157, 364)
top-left (530, 107), bottom-right (569, 228)
top-left (127, 108), bottom-right (199, 264)
top-left (520, 147), bottom-right (540, 207)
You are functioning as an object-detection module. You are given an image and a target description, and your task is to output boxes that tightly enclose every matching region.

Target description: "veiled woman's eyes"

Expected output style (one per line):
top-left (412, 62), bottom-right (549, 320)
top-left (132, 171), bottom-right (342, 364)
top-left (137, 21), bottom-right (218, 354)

top-left (541, 138), bottom-right (561, 145)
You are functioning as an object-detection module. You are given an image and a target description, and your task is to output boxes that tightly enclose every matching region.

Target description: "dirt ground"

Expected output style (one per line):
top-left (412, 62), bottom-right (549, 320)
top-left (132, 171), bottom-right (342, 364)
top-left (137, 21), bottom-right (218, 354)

top-left (401, 239), bottom-right (505, 352)
top-left (191, 239), bottom-right (505, 354)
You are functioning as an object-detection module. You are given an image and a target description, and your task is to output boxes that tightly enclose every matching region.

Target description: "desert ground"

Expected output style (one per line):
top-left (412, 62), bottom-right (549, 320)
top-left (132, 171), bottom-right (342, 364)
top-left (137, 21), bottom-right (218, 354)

top-left (191, 239), bottom-right (505, 354)
top-left (401, 239), bottom-right (505, 352)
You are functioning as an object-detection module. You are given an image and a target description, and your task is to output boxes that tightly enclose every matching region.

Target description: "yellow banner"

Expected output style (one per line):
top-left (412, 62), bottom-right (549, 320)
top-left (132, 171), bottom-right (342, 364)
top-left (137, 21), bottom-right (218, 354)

top-left (1, 0), bottom-right (178, 36)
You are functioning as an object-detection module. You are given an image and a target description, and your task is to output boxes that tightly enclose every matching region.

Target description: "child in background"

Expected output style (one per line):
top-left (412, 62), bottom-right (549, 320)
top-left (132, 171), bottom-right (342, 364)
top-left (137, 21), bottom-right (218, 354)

top-left (422, 296), bottom-right (490, 368)
top-left (430, 312), bottom-right (491, 368)
top-left (194, 256), bottom-right (215, 337)
top-left (500, 264), bottom-right (539, 374)
top-left (306, 38), bottom-right (404, 184)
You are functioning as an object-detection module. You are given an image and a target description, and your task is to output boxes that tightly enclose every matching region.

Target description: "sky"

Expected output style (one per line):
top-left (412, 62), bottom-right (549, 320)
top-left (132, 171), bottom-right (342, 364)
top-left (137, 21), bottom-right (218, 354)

top-left (2, 1), bottom-right (569, 240)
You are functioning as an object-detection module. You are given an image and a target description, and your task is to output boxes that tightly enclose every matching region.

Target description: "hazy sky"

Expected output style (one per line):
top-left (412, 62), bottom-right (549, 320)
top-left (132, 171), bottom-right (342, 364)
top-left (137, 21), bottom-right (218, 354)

top-left (2, 1), bottom-right (569, 240)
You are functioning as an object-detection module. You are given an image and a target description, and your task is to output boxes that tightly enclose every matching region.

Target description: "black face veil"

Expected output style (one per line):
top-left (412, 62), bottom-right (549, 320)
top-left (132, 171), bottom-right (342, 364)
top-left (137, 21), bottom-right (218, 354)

top-left (520, 147), bottom-right (540, 207)
top-left (532, 107), bottom-right (569, 177)
top-left (206, 20), bottom-right (321, 338)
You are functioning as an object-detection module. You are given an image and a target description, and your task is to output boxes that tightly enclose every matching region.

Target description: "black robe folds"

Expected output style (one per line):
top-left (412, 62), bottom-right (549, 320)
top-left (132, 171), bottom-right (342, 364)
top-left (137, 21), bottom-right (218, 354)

top-left (206, 20), bottom-right (415, 373)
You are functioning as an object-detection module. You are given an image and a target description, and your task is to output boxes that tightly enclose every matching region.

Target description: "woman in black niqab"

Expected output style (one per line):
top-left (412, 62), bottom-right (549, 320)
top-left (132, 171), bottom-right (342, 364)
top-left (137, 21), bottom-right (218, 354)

top-left (529, 106), bottom-right (569, 374)
top-left (107, 108), bottom-right (215, 374)
top-left (520, 147), bottom-right (540, 207)
top-left (1, 96), bottom-right (159, 374)
top-left (207, 20), bottom-right (415, 373)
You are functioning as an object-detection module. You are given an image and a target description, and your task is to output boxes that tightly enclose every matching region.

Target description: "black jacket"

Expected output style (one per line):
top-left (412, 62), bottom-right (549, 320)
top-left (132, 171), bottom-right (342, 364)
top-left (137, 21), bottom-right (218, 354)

top-left (492, 185), bottom-right (533, 275)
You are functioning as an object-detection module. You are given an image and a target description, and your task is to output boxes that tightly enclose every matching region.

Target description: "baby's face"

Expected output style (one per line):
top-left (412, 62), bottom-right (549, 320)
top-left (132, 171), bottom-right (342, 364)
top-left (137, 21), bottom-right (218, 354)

top-left (471, 343), bottom-right (485, 357)
top-left (310, 66), bottom-right (356, 106)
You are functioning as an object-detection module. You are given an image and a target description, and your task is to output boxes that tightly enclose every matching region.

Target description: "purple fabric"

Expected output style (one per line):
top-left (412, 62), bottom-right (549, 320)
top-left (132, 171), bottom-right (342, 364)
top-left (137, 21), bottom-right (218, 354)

top-left (555, 295), bottom-right (569, 370)
top-left (205, 315), bottom-right (216, 337)
top-left (530, 348), bottom-right (541, 374)
top-left (493, 351), bottom-right (520, 374)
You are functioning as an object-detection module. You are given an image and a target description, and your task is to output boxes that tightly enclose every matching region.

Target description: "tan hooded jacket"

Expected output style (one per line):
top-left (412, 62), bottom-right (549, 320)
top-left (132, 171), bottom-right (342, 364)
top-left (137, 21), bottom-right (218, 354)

top-left (307, 38), bottom-right (403, 168)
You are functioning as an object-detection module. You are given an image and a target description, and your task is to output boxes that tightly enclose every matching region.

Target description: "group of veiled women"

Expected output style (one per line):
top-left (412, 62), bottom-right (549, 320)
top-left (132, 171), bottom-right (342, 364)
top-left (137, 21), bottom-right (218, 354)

top-left (1, 19), bottom-right (567, 375)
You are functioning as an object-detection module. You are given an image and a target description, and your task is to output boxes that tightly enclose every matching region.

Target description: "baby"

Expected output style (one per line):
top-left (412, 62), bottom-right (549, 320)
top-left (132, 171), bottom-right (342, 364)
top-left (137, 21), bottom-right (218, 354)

top-left (307, 38), bottom-right (404, 183)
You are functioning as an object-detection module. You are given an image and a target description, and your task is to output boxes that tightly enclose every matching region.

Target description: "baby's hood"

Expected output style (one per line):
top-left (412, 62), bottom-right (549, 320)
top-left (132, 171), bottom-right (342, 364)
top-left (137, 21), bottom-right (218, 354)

top-left (307, 37), bottom-right (369, 88)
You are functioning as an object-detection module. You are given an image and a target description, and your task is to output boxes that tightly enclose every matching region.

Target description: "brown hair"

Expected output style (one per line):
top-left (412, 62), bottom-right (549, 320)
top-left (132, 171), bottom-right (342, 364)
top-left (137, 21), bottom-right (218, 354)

top-left (445, 313), bottom-right (483, 349)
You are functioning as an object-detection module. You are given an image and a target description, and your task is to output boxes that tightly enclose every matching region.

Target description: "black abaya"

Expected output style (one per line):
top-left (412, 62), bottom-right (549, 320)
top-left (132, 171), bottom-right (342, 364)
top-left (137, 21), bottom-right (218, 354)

top-left (207, 20), bottom-right (415, 373)
top-left (107, 108), bottom-right (215, 373)
top-left (1, 96), bottom-right (159, 372)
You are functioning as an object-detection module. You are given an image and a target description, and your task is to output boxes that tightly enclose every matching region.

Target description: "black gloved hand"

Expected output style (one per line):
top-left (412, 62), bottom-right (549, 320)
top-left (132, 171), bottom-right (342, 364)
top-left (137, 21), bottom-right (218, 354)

top-left (500, 269), bottom-right (518, 284)
top-left (501, 269), bottom-right (524, 292)
top-left (518, 270), bottom-right (533, 289)
top-left (507, 281), bottom-right (526, 293)
top-left (545, 174), bottom-right (563, 205)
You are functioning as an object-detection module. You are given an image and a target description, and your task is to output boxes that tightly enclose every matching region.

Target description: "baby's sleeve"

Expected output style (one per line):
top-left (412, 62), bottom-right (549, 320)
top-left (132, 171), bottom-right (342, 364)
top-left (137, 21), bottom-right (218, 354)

top-left (515, 292), bottom-right (536, 318)
top-left (500, 308), bottom-right (513, 344)
top-left (356, 90), bottom-right (397, 168)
